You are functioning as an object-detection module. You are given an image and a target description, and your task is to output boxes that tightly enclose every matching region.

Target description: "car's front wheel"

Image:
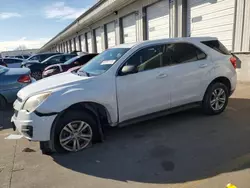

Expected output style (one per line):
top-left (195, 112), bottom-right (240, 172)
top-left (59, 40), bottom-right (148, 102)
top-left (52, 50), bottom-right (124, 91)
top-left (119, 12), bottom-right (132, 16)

top-left (54, 111), bottom-right (100, 153)
top-left (202, 82), bottom-right (229, 115)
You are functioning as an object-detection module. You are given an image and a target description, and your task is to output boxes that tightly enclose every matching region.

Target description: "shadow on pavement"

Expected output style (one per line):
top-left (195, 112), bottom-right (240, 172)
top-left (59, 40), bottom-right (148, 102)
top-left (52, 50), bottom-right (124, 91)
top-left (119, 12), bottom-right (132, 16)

top-left (52, 97), bottom-right (250, 184)
top-left (0, 104), bottom-right (13, 130)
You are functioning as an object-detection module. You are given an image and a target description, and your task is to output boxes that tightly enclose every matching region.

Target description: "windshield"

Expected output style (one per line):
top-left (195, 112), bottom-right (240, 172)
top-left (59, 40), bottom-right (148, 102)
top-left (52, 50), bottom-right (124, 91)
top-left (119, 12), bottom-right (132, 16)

top-left (0, 65), bottom-right (8, 74)
top-left (64, 56), bottom-right (79, 65)
top-left (78, 48), bottom-right (130, 76)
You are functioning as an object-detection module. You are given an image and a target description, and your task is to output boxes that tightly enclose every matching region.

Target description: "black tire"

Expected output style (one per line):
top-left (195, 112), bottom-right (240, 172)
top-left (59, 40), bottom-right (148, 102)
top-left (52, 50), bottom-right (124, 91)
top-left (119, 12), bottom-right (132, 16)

top-left (31, 71), bottom-right (42, 80)
top-left (0, 95), bottom-right (7, 111)
top-left (202, 82), bottom-right (229, 115)
top-left (53, 111), bottom-right (100, 153)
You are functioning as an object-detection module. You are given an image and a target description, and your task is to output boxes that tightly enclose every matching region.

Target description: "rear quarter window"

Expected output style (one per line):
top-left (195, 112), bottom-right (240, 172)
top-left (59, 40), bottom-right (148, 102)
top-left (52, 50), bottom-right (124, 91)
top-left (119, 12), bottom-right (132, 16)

top-left (201, 40), bottom-right (230, 55)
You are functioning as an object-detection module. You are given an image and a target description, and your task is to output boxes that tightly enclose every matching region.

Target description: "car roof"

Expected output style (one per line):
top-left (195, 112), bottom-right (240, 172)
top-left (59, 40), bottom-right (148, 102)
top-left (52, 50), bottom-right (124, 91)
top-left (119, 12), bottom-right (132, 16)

top-left (113, 37), bottom-right (218, 49)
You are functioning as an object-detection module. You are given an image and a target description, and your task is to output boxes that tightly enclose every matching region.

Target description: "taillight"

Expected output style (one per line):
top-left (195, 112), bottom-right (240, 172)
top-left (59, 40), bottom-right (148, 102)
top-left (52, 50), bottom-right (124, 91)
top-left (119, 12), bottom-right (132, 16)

top-left (230, 56), bottom-right (237, 69)
top-left (1, 62), bottom-right (7, 67)
top-left (18, 75), bottom-right (31, 83)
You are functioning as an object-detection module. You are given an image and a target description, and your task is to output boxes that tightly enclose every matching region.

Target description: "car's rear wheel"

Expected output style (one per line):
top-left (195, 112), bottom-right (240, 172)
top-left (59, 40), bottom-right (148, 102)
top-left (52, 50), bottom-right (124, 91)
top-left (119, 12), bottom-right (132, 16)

top-left (202, 82), bottom-right (229, 115)
top-left (0, 95), bottom-right (7, 110)
top-left (54, 111), bottom-right (100, 153)
top-left (31, 71), bottom-right (42, 80)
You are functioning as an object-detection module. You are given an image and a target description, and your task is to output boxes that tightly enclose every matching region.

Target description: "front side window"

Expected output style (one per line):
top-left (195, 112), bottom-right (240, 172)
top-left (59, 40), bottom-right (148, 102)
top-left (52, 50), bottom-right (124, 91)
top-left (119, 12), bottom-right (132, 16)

top-left (14, 59), bottom-right (23, 63)
top-left (28, 55), bottom-right (39, 61)
top-left (79, 48), bottom-right (130, 76)
top-left (123, 45), bottom-right (164, 72)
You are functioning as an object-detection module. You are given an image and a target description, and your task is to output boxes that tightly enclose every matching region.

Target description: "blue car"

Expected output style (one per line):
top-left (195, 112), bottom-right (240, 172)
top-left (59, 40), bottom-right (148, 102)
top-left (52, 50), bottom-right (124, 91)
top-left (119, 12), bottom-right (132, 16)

top-left (0, 66), bottom-right (34, 109)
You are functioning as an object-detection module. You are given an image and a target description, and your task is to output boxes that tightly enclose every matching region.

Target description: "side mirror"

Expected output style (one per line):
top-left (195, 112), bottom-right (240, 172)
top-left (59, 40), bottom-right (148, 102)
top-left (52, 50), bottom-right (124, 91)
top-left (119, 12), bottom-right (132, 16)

top-left (120, 65), bottom-right (137, 76)
top-left (74, 61), bottom-right (79, 65)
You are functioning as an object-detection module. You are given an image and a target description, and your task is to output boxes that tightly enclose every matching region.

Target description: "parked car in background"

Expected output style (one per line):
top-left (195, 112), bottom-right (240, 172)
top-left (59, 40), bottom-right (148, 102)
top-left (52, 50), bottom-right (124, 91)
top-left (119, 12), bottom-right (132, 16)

top-left (12, 37), bottom-right (237, 153)
top-left (1, 58), bottom-right (24, 68)
top-left (15, 55), bottom-right (30, 59)
top-left (21, 52), bottom-right (61, 67)
top-left (67, 65), bottom-right (82, 73)
top-left (24, 54), bottom-right (76, 80)
top-left (0, 66), bottom-right (33, 109)
top-left (42, 53), bottom-right (98, 78)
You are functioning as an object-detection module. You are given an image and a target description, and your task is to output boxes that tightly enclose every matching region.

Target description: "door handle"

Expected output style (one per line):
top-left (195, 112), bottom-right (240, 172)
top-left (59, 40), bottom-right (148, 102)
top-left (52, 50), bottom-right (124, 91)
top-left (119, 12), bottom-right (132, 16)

top-left (199, 63), bottom-right (208, 68)
top-left (156, 73), bottom-right (168, 79)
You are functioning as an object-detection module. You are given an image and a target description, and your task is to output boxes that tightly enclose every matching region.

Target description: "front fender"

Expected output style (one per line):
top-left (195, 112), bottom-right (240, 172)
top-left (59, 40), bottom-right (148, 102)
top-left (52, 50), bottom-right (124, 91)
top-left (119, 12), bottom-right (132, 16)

top-left (36, 86), bottom-right (118, 124)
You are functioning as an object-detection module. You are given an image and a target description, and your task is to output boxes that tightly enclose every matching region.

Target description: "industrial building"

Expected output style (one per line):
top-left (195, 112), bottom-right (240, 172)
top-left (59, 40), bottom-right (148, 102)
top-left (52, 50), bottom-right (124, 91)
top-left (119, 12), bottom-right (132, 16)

top-left (39, 0), bottom-right (250, 81)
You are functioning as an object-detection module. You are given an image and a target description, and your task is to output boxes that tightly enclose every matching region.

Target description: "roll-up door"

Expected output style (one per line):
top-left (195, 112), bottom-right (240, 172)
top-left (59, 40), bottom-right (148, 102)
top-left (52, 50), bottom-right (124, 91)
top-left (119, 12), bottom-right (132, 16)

top-left (106, 21), bottom-right (116, 48)
top-left (67, 41), bottom-right (70, 52)
top-left (94, 27), bottom-right (103, 53)
top-left (121, 13), bottom-right (137, 43)
top-left (146, 0), bottom-right (169, 40)
top-left (80, 34), bottom-right (86, 52)
top-left (71, 38), bottom-right (75, 51)
top-left (87, 32), bottom-right (93, 53)
top-left (187, 0), bottom-right (235, 50)
top-left (64, 43), bottom-right (67, 52)
top-left (75, 37), bottom-right (80, 51)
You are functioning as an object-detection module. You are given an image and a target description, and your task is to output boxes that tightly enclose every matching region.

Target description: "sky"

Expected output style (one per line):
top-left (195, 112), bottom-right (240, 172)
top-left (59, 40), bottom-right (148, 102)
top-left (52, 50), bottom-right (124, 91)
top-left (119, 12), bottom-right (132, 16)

top-left (0, 0), bottom-right (95, 52)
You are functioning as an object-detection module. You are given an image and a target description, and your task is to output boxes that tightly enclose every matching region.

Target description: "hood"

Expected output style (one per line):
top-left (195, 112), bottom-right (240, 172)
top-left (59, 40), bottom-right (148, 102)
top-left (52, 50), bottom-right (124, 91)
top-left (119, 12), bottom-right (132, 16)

top-left (5, 68), bottom-right (30, 76)
top-left (17, 72), bottom-right (91, 100)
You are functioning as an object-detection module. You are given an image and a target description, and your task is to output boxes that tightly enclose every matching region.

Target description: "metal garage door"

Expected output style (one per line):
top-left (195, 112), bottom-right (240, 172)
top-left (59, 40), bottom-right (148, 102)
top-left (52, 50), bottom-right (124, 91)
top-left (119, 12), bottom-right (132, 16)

top-left (80, 34), bottom-right (86, 52)
top-left (87, 32), bottom-right (93, 53)
top-left (106, 21), bottom-right (116, 48)
top-left (64, 43), bottom-right (67, 52)
top-left (121, 13), bottom-right (137, 43)
top-left (187, 0), bottom-right (235, 50)
top-left (94, 27), bottom-right (103, 53)
top-left (67, 41), bottom-right (70, 52)
top-left (75, 37), bottom-right (80, 51)
top-left (146, 0), bottom-right (169, 40)
top-left (71, 38), bottom-right (75, 51)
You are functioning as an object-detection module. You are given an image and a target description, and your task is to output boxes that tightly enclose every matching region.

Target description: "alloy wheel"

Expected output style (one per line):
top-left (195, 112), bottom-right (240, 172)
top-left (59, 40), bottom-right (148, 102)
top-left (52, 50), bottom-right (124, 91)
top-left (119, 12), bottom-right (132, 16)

top-left (59, 120), bottom-right (93, 152)
top-left (210, 88), bottom-right (226, 111)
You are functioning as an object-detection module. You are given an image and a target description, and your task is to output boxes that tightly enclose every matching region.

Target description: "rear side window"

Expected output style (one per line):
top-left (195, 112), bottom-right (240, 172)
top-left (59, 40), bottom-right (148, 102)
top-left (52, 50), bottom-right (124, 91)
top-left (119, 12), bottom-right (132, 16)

top-left (163, 43), bottom-right (206, 66)
top-left (201, 40), bottom-right (230, 55)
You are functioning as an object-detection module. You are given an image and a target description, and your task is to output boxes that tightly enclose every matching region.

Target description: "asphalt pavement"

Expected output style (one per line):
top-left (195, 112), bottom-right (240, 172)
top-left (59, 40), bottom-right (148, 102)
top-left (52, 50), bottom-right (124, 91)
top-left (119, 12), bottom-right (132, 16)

top-left (0, 83), bottom-right (250, 188)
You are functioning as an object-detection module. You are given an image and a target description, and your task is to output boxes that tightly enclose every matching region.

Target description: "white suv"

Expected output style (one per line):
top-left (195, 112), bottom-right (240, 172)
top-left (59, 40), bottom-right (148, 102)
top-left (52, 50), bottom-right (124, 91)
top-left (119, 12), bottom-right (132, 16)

top-left (11, 37), bottom-right (237, 153)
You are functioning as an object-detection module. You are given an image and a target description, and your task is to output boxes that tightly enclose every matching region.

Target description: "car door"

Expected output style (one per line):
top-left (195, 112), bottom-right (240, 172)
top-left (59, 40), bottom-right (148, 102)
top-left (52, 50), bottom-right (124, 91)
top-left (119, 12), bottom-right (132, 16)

top-left (116, 45), bottom-right (171, 122)
top-left (165, 42), bottom-right (211, 107)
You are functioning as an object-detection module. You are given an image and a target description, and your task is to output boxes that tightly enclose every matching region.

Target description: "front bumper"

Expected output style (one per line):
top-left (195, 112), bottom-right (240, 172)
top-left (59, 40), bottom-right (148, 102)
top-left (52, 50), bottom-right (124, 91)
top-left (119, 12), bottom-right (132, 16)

top-left (11, 109), bottom-right (57, 141)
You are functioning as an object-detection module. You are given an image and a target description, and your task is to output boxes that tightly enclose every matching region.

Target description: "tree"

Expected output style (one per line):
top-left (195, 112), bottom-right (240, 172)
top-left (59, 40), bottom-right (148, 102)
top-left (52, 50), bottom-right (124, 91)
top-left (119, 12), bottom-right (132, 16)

top-left (15, 45), bottom-right (27, 51)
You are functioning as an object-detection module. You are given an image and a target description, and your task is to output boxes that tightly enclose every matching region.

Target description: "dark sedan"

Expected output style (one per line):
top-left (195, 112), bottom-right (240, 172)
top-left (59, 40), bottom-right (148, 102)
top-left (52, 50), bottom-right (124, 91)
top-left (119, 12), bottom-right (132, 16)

top-left (25, 54), bottom-right (76, 80)
top-left (42, 53), bottom-right (98, 78)
top-left (21, 52), bottom-right (61, 68)
top-left (0, 66), bottom-right (34, 109)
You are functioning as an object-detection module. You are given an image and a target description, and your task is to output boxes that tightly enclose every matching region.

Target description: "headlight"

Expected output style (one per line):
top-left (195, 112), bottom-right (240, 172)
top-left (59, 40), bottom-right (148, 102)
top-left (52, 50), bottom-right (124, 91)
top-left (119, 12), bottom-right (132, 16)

top-left (23, 92), bottom-right (51, 112)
